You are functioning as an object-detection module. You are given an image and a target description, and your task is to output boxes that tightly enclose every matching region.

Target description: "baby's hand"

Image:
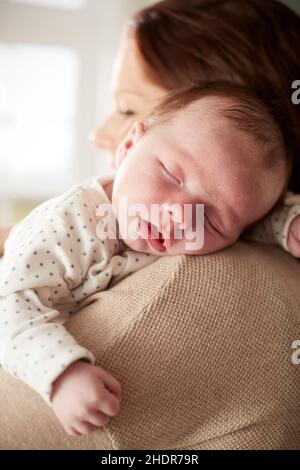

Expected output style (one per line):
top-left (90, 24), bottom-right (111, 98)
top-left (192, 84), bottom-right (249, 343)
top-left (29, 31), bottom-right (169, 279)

top-left (287, 215), bottom-right (300, 258)
top-left (50, 360), bottom-right (121, 436)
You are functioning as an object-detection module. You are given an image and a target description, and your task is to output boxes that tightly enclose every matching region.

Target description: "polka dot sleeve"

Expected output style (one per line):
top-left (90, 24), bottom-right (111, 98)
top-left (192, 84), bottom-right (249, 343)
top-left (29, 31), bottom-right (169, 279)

top-left (0, 179), bottom-right (158, 405)
top-left (0, 290), bottom-right (95, 404)
top-left (0, 187), bottom-right (102, 405)
top-left (242, 191), bottom-right (300, 252)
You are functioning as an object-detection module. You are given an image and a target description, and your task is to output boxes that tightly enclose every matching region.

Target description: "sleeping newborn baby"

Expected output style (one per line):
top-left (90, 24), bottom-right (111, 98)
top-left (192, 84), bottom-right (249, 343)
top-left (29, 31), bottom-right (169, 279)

top-left (0, 83), bottom-right (295, 437)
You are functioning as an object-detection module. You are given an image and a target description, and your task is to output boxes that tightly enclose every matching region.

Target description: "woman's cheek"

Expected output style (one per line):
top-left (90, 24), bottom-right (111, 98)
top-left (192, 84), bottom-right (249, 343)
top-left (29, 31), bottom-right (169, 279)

top-left (118, 117), bottom-right (136, 142)
top-left (104, 114), bottom-right (136, 159)
top-left (117, 111), bottom-right (145, 145)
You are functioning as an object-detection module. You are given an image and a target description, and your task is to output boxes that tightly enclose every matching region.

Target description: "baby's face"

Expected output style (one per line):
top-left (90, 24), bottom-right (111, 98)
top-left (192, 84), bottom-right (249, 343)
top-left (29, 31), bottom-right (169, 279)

top-left (112, 97), bottom-right (286, 256)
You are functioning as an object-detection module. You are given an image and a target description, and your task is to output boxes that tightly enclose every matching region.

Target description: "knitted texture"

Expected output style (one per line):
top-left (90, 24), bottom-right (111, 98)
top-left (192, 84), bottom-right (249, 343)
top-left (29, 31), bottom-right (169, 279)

top-left (0, 241), bottom-right (300, 449)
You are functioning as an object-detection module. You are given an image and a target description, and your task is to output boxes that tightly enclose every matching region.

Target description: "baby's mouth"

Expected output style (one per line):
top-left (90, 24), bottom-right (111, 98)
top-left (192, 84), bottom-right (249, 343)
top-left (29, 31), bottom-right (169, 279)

top-left (137, 217), bottom-right (166, 252)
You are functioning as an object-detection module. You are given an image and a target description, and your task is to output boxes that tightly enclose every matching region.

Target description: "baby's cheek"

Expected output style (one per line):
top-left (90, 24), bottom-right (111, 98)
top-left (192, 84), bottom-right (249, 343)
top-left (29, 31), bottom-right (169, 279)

top-left (201, 230), bottom-right (236, 255)
top-left (175, 229), bottom-right (209, 255)
top-left (201, 232), bottom-right (222, 254)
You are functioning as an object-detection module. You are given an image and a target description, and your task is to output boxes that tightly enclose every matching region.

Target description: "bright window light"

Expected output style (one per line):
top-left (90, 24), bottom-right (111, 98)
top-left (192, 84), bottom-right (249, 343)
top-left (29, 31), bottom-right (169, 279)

top-left (0, 43), bottom-right (79, 199)
top-left (11, 0), bottom-right (87, 10)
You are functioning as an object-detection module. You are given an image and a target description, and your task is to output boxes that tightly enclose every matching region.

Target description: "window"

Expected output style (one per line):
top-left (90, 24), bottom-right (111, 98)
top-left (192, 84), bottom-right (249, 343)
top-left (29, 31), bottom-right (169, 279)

top-left (0, 43), bottom-right (79, 199)
top-left (11, 0), bottom-right (87, 10)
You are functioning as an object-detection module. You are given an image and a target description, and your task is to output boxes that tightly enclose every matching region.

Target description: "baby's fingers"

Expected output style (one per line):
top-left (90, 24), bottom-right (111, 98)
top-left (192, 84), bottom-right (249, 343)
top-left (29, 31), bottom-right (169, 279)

top-left (97, 367), bottom-right (121, 398)
top-left (288, 216), bottom-right (300, 258)
top-left (87, 410), bottom-right (110, 428)
top-left (97, 386), bottom-right (121, 416)
top-left (288, 231), bottom-right (300, 258)
top-left (75, 421), bottom-right (98, 435)
top-left (67, 426), bottom-right (81, 437)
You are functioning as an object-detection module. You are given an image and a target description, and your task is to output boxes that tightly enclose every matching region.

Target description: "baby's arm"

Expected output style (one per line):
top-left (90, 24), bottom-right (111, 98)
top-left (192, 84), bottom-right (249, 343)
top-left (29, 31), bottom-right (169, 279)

top-left (0, 289), bottom-right (120, 436)
top-left (0, 186), bottom-right (123, 435)
top-left (242, 191), bottom-right (300, 256)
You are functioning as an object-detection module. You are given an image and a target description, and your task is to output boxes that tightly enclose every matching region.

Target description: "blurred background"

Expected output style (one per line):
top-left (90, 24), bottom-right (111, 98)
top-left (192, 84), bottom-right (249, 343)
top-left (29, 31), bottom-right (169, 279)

top-left (0, 0), bottom-right (151, 224)
top-left (0, 0), bottom-right (299, 224)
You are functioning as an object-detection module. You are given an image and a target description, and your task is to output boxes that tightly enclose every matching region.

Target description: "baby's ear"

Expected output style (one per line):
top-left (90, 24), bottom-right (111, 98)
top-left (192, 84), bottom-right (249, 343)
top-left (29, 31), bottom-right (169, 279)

top-left (115, 121), bottom-right (146, 168)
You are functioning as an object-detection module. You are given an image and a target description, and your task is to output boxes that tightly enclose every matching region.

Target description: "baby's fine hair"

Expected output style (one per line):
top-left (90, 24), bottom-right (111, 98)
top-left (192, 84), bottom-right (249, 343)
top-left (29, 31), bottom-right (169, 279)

top-left (147, 82), bottom-right (291, 197)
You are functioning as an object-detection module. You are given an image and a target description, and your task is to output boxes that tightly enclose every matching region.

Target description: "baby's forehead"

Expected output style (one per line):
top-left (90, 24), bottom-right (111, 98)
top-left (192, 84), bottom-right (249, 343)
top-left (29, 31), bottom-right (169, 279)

top-left (161, 97), bottom-right (246, 144)
top-left (162, 101), bottom-right (256, 153)
top-left (177, 95), bottom-right (242, 121)
top-left (163, 98), bottom-right (276, 164)
top-left (154, 111), bottom-right (275, 200)
top-left (149, 91), bottom-right (285, 182)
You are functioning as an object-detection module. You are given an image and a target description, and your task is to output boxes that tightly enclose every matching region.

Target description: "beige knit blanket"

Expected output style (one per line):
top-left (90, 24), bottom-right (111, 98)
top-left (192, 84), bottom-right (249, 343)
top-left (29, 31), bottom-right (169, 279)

top-left (0, 241), bottom-right (300, 449)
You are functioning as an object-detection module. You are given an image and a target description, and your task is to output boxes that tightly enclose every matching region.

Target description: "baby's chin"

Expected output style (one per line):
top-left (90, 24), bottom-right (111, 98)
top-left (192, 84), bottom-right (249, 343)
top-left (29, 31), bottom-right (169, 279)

top-left (120, 235), bottom-right (166, 256)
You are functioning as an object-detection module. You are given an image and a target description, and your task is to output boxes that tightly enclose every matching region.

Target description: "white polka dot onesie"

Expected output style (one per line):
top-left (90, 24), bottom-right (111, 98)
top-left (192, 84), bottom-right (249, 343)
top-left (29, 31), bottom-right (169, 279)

top-left (0, 177), bottom-right (158, 404)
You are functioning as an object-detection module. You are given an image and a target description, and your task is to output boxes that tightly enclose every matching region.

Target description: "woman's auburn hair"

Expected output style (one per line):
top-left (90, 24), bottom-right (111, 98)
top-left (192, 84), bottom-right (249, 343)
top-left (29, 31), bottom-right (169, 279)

top-left (130, 0), bottom-right (300, 193)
